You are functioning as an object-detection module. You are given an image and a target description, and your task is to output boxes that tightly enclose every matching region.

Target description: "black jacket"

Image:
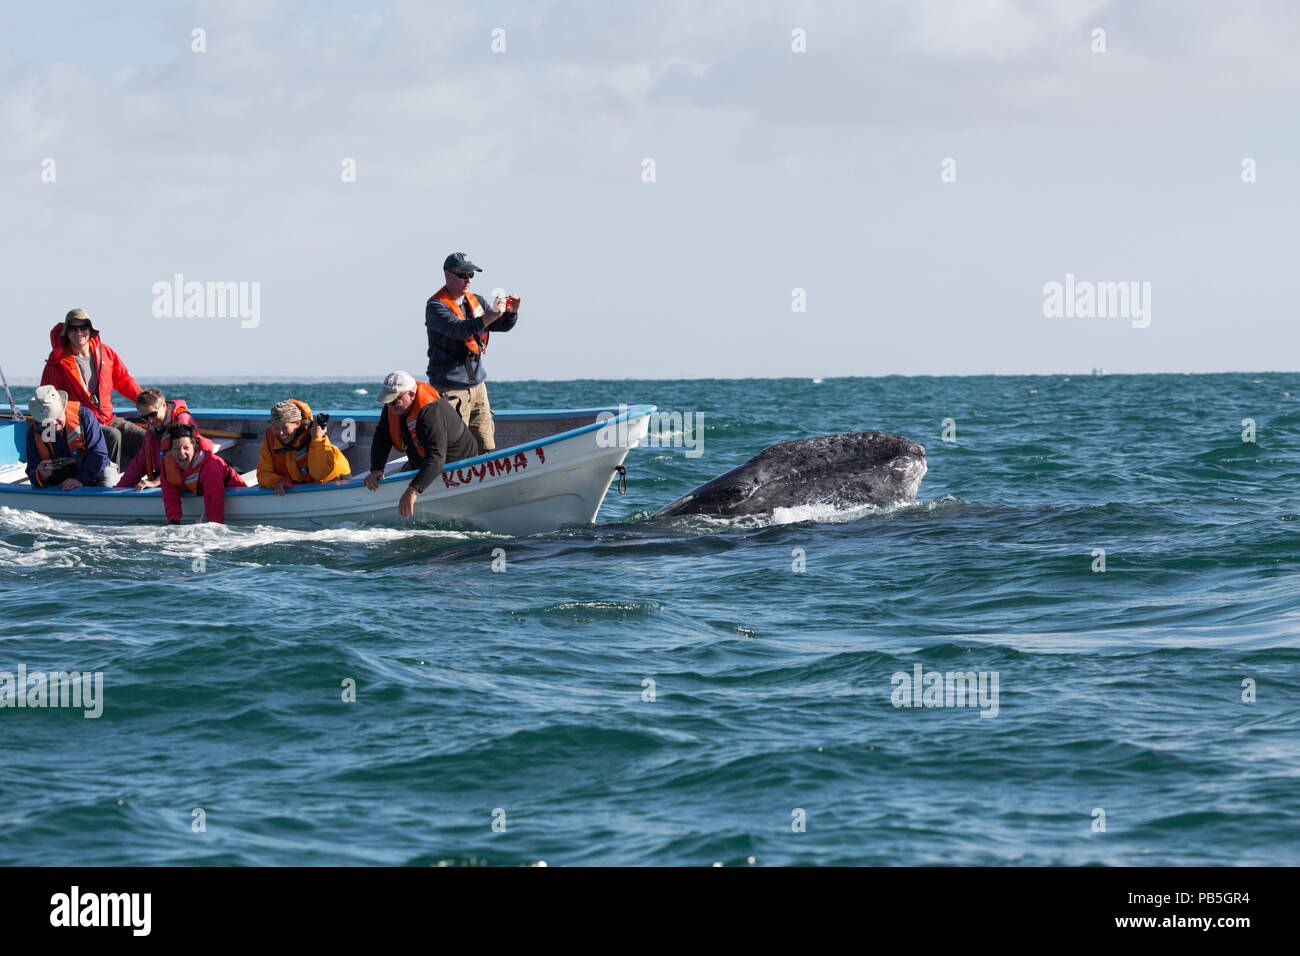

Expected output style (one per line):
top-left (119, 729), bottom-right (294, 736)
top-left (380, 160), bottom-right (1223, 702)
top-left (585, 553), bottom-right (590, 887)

top-left (370, 397), bottom-right (479, 493)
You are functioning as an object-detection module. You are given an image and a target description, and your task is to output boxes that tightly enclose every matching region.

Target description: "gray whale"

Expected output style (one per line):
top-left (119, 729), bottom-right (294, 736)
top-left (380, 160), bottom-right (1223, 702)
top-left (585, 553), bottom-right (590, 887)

top-left (651, 432), bottom-right (927, 518)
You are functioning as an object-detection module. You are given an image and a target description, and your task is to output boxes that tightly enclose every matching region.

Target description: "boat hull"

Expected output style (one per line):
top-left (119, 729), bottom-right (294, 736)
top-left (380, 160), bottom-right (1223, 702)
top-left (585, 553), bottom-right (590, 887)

top-left (0, 405), bottom-right (653, 536)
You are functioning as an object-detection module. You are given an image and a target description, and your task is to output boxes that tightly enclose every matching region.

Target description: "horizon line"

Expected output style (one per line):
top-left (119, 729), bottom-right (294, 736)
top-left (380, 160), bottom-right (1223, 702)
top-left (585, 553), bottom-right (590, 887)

top-left (7, 369), bottom-right (1300, 387)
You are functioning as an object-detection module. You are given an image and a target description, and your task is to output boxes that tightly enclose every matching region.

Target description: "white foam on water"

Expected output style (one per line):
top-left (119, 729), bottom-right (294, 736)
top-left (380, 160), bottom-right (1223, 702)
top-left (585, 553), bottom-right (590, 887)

top-left (0, 506), bottom-right (490, 558)
top-left (669, 497), bottom-right (915, 532)
top-left (0, 540), bottom-right (86, 568)
top-left (770, 500), bottom-right (885, 526)
top-left (354, 388), bottom-right (368, 395)
top-left (202, 524), bottom-right (492, 551)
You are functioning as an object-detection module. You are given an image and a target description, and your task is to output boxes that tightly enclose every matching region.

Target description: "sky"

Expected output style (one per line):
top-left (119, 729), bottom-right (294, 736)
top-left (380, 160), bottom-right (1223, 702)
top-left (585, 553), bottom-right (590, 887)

top-left (2, 0), bottom-right (1298, 382)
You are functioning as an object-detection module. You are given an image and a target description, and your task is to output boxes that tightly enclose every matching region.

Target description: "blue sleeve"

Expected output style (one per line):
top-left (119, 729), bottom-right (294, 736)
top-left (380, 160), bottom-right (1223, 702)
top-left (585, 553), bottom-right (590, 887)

top-left (493, 307), bottom-right (519, 333)
top-left (76, 409), bottom-right (110, 485)
top-left (425, 298), bottom-right (486, 344)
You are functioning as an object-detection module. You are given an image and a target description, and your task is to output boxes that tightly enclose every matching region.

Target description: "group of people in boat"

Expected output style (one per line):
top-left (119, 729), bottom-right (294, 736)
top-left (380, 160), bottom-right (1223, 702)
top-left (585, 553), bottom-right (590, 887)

top-left (21, 252), bottom-right (520, 523)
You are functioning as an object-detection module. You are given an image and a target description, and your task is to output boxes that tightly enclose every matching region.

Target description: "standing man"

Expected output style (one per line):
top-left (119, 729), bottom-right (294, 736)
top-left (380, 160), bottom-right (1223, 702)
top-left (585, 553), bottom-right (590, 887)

top-left (363, 370), bottom-right (479, 519)
top-left (41, 308), bottom-right (146, 470)
top-left (424, 252), bottom-right (520, 454)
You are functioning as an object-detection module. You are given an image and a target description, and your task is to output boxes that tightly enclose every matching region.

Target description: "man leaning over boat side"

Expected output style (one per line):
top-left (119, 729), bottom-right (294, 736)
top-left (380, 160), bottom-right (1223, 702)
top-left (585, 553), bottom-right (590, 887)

top-left (40, 308), bottom-right (146, 471)
top-left (256, 399), bottom-right (351, 495)
top-left (363, 370), bottom-right (478, 519)
top-left (117, 388), bottom-right (212, 491)
top-left (24, 385), bottom-right (120, 489)
top-left (424, 252), bottom-right (520, 455)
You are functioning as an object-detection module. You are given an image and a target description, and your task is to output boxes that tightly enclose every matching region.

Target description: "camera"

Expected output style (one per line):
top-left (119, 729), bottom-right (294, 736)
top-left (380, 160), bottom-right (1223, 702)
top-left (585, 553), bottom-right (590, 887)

top-left (40, 456), bottom-right (80, 485)
top-left (314, 413), bottom-right (330, 429)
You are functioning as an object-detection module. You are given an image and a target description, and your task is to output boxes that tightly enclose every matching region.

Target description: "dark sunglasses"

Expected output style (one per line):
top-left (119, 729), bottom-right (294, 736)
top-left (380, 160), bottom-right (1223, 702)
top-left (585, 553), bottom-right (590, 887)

top-left (66, 324), bottom-right (91, 333)
top-left (451, 271), bottom-right (474, 281)
top-left (140, 409), bottom-right (163, 421)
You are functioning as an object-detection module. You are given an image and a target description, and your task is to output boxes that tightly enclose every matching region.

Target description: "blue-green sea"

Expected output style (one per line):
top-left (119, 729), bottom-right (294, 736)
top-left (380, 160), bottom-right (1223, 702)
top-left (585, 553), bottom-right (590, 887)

top-left (1, 373), bottom-right (1297, 866)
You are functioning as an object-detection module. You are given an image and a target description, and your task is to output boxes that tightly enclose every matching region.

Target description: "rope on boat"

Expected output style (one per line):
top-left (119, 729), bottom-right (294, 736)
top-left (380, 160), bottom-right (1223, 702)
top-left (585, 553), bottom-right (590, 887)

top-left (614, 465), bottom-right (627, 494)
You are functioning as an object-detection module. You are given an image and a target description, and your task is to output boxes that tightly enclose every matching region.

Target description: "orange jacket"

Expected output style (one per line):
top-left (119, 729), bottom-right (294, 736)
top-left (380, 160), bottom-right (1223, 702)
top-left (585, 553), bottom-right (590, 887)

top-left (385, 382), bottom-right (441, 460)
top-left (256, 399), bottom-right (351, 487)
top-left (32, 400), bottom-right (86, 460)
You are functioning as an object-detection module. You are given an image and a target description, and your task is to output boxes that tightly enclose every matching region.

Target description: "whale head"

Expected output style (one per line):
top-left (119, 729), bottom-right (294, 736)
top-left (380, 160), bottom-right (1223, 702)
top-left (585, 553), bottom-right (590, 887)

top-left (651, 431), bottom-right (927, 518)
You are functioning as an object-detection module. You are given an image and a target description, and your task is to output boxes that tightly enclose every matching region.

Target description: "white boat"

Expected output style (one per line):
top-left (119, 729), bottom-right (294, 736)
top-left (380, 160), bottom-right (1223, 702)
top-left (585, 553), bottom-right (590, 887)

top-left (0, 404), bottom-right (654, 535)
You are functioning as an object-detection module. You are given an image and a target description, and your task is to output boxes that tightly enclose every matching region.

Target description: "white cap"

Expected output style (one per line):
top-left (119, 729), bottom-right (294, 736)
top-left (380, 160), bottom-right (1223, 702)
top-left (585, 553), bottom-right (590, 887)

top-left (378, 370), bottom-right (417, 403)
top-left (29, 385), bottom-right (69, 425)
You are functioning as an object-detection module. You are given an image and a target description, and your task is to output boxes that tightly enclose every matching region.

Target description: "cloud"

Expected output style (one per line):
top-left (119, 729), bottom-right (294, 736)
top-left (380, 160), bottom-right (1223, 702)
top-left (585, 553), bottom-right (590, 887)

top-left (2, 1), bottom-right (1298, 378)
top-left (5, 0), bottom-right (1300, 203)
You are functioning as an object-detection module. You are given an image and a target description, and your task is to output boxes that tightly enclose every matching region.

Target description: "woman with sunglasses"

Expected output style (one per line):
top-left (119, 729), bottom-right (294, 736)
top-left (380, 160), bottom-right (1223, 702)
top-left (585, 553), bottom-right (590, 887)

top-left (116, 387), bottom-right (212, 491)
top-left (40, 308), bottom-right (146, 471)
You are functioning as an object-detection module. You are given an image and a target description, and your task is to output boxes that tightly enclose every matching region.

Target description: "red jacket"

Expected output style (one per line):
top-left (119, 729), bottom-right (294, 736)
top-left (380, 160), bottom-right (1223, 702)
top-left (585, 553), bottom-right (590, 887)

top-left (161, 449), bottom-right (246, 524)
top-left (116, 400), bottom-right (212, 487)
top-left (40, 323), bottom-right (142, 425)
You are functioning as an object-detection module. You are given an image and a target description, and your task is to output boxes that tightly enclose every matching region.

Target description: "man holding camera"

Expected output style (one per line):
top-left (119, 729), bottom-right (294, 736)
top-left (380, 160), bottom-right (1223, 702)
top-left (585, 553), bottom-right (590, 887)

top-left (425, 252), bottom-right (520, 455)
top-left (256, 399), bottom-right (351, 494)
top-left (24, 384), bottom-right (119, 489)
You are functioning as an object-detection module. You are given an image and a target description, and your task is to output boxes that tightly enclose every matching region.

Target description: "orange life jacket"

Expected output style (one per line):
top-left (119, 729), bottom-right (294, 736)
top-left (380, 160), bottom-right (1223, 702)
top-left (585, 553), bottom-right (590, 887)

top-left (386, 382), bottom-right (441, 460)
top-left (163, 448), bottom-right (208, 494)
top-left (263, 398), bottom-right (315, 482)
top-left (32, 401), bottom-right (85, 460)
top-left (430, 287), bottom-right (490, 361)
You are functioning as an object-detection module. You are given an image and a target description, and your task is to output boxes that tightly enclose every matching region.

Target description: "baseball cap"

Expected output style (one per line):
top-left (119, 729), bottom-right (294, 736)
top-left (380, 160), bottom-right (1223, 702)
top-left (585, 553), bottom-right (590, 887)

top-left (378, 370), bottom-right (417, 403)
top-left (443, 252), bottom-right (482, 273)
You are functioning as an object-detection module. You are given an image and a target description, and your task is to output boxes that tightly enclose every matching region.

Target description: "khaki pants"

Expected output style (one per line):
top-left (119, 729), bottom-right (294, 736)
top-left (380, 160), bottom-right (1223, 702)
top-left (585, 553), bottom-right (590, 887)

top-left (440, 382), bottom-right (495, 453)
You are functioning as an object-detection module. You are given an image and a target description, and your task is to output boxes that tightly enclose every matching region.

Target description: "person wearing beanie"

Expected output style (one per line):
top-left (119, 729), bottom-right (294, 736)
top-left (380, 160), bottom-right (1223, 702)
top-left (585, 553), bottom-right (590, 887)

top-left (255, 398), bottom-right (351, 494)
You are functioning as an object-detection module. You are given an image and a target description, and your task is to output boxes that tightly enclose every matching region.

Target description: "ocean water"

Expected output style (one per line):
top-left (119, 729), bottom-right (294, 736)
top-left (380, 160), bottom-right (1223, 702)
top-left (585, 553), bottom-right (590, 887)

top-left (1, 373), bottom-right (1297, 866)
